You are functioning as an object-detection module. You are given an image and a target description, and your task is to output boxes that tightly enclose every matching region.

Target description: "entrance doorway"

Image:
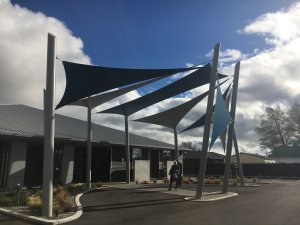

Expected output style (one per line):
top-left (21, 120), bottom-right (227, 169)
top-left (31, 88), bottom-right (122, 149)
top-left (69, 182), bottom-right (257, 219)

top-left (92, 147), bottom-right (111, 182)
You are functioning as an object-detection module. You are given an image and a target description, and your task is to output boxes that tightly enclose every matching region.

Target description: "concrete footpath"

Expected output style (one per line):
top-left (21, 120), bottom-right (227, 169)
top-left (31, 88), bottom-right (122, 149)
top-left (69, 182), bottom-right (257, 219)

top-left (1, 180), bottom-right (300, 225)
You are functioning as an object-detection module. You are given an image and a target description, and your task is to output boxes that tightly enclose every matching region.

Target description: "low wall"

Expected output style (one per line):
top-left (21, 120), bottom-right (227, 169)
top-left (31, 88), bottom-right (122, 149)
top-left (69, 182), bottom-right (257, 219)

top-left (183, 160), bottom-right (300, 178)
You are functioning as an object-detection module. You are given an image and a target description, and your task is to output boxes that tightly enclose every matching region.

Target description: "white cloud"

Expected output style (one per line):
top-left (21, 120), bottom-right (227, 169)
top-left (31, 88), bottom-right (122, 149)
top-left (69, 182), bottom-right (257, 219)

top-left (168, 68), bottom-right (198, 81)
top-left (223, 2), bottom-right (300, 153)
top-left (186, 62), bottom-right (194, 67)
top-left (242, 3), bottom-right (300, 45)
top-left (0, 0), bottom-right (90, 110)
top-left (188, 2), bottom-right (300, 154)
top-left (206, 48), bottom-right (248, 68)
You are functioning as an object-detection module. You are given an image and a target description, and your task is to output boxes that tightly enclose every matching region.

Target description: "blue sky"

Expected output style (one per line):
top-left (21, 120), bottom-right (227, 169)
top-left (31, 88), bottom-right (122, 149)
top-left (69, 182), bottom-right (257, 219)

top-left (2, 0), bottom-right (300, 154)
top-left (11, 0), bottom-right (296, 67)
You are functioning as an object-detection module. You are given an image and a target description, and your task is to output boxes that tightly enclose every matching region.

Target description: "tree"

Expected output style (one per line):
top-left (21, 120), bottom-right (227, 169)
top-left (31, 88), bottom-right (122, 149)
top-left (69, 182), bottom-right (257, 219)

top-left (256, 105), bottom-right (295, 151)
top-left (288, 102), bottom-right (300, 139)
top-left (179, 141), bottom-right (193, 150)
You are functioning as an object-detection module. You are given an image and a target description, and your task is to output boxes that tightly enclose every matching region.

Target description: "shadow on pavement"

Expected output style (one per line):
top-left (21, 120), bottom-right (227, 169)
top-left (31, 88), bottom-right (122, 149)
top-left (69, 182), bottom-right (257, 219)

top-left (83, 196), bottom-right (184, 212)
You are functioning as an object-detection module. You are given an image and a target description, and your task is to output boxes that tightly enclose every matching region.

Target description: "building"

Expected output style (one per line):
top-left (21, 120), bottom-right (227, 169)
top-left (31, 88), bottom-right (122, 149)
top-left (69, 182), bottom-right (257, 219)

top-left (271, 146), bottom-right (300, 163)
top-left (182, 151), bottom-right (225, 175)
top-left (0, 104), bottom-right (181, 187)
top-left (231, 153), bottom-right (275, 164)
top-left (183, 151), bottom-right (225, 164)
top-left (232, 151), bottom-right (300, 178)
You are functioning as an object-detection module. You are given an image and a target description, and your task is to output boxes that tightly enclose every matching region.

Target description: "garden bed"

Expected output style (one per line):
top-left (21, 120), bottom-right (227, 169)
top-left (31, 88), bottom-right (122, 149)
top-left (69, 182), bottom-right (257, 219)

top-left (0, 182), bottom-right (102, 220)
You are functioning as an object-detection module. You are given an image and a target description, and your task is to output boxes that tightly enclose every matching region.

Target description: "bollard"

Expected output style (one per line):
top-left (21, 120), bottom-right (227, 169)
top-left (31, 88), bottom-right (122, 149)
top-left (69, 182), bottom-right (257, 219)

top-left (16, 183), bottom-right (20, 207)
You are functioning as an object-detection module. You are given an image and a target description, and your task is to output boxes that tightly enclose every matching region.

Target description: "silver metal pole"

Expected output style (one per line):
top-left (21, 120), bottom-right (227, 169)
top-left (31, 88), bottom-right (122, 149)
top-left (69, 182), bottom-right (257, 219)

top-left (125, 116), bottom-right (130, 183)
top-left (86, 105), bottom-right (92, 188)
top-left (222, 62), bottom-right (240, 193)
top-left (174, 129), bottom-right (179, 160)
top-left (42, 33), bottom-right (56, 217)
top-left (110, 146), bottom-right (112, 182)
top-left (233, 129), bottom-right (245, 185)
top-left (196, 43), bottom-right (220, 199)
top-left (0, 145), bottom-right (5, 186)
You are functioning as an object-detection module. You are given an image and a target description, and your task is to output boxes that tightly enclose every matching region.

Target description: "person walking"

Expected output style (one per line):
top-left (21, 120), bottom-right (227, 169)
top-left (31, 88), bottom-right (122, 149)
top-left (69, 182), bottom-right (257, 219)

top-left (176, 159), bottom-right (183, 189)
top-left (168, 160), bottom-right (180, 190)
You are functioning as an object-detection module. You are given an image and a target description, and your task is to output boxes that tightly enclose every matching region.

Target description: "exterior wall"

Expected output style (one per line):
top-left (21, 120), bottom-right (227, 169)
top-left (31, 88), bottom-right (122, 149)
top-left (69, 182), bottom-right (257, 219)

top-left (180, 162), bottom-right (300, 178)
top-left (272, 146), bottom-right (300, 157)
top-left (274, 157), bottom-right (300, 163)
top-left (0, 142), bottom-right (10, 187)
top-left (134, 160), bottom-right (150, 183)
top-left (7, 140), bottom-right (27, 186)
top-left (2, 137), bottom-right (174, 185)
top-left (60, 144), bottom-right (75, 184)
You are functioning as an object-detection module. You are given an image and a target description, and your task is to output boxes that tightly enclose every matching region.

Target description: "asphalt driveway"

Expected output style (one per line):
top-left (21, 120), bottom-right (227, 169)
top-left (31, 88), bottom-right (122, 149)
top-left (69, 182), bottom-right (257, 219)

top-left (0, 213), bottom-right (34, 225)
top-left (1, 180), bottom-right (299, 225)
top-left (65, 180), bottom-right (300, 225)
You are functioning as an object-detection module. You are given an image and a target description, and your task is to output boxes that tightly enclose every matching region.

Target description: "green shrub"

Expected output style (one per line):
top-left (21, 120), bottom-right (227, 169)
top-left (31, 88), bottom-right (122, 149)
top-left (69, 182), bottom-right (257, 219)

top-left (35, 189), bottom-right (43, 197)
top-left (18, 191), bottom-right (28, 206)
top-left (0, 191), bottom-right (28, 207)
top-left (182, 176), bottom-right (190, 184)
top-left (53, 185), bottom-right (64, 195)
top-left (204, 178), bottom-right (213, 185)
top-left (213, 179), bottom-right (222, 185)
top-left (0, 195), bottom-right (15, 207)
top-left (27, 195), bottom-right (42, 213)
top-left (65, 183), bottom-right (85, 193)
top-left (92, 181), bottom-right (102, 188)
top-left (53, 189), bottom-right (71, 216)
top-left (5, 192), bottom-right (15, 198)
top-left (0, 184), bottom-right (81, 216)
top-left (183, 180), bottom-right (190, 184)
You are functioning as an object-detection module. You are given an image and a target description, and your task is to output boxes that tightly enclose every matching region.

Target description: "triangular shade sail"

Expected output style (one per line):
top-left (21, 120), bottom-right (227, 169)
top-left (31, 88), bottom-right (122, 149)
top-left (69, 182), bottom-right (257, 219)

top-left (70, 77), bottom-right (162, 109)
top-left (99, 63), bottom-right (227, 116)
top-left (134, 91), bottom-right (209, 129)
top-left (179, 82), bottom-right (232, 133)
top-left (219, 91), bottom-right (232, 151)
top-left (209, 80), bottom-right (233, 149)
top-left (56, 61), bottom-right (196, 109)
top-left (133, 79), bottom-right (230, 129)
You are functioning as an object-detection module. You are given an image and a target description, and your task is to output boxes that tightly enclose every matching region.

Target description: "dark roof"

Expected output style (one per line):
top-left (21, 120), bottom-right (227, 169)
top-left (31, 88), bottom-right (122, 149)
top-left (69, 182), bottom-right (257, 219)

top-left (233, 152), bottom-right (267, 159)
top-left (0, 104), bottom-right (175, 149)
top-left (271, 146), bottom-right (300, 157)
top-left (183, 151), bottom-right (225, 160)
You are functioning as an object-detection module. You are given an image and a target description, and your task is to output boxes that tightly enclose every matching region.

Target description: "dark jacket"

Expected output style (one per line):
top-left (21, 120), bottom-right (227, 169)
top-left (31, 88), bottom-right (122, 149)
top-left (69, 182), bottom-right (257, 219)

top-left (177, 162), bottom-right (183, 175)
top-left (169, 164), bottom-right (180, 181)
